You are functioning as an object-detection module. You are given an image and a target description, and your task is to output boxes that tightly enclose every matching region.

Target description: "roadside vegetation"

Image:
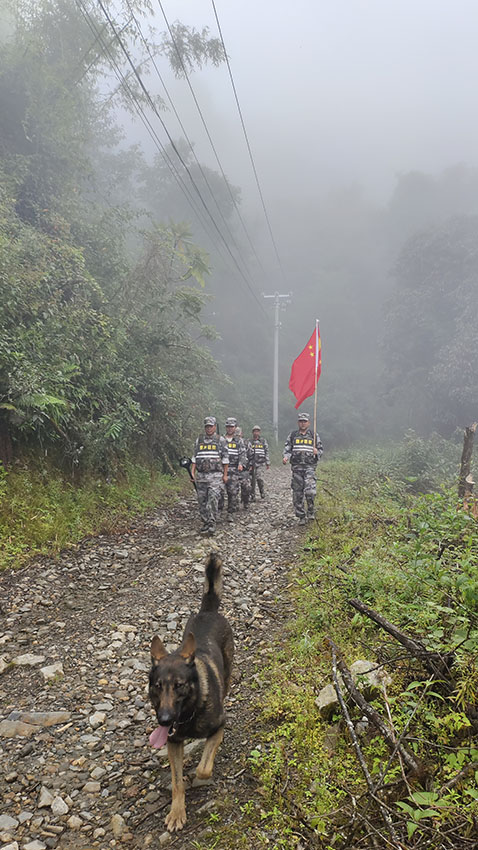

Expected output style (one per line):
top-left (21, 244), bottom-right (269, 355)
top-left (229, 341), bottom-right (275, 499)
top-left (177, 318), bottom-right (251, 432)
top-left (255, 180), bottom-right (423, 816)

top-left (196, 434), bottom-right (478, 850)
top-left (0, 0), bottom-right (229, 478)
top-left (0, 456), bottom-right (182, 570)
top-left (0, 0), bottom-right (230, 572)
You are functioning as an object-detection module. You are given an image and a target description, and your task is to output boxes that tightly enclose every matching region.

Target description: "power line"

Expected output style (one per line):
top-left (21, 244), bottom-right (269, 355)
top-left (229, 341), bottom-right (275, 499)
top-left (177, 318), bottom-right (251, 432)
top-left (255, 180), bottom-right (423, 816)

top-left (74, 0), bottom-right (239, 275)
top-left (72, 16), bottom-right (132, 86)
top-left (74, 1), bottom-right (268, 314)
top-left (156, 0), bottom-right (267, 278)
top-left (211, 0), bottom-right (288, 284)
top-left (76, 1), bottom-right (249, 300)
top-left (123, 0), bottom-right (257, 286)
top-left (94, 0), bottom-right (267, 314)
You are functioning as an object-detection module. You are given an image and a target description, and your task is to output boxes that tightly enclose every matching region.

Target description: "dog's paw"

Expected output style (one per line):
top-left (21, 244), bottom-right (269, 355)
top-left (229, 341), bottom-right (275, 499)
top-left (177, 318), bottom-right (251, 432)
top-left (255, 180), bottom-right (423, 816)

top-left (165, 805), bottom-right (187, 832)
top-left (195, 766), bottom-right (213, 781)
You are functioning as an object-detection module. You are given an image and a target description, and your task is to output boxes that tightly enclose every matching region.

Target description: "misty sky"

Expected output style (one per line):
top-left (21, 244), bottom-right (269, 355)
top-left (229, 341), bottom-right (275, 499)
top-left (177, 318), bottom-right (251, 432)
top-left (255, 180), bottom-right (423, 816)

top-left (135, 0), bottom-right (478, 215)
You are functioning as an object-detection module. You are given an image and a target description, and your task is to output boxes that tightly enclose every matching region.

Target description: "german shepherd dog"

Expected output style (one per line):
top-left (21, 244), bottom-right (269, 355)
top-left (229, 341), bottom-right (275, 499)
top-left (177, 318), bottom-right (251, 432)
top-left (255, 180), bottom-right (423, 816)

top-left (148, 552), bottom-right (234, 832)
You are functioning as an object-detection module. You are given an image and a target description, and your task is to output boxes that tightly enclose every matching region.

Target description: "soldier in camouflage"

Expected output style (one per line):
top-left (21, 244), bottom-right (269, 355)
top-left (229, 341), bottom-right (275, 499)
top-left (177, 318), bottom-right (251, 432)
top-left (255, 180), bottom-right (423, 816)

top-left (249, 426), bottom-right (270, 501)
top-left (191, 416), bottom-right (229, 536)
top-left (223, 417), bottom-right (247, 521)
top-left (235, 426), bottom-right (251, 509)
top-left (283, 412), bottom-right (323, 525)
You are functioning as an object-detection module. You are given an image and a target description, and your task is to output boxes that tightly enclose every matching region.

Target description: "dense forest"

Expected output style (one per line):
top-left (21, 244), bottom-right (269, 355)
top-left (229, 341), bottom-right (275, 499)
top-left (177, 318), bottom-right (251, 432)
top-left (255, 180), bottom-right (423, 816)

top-left (0, 0), bottom-right (228, 474)
top-left (1, 0), bottom-right (478, 480)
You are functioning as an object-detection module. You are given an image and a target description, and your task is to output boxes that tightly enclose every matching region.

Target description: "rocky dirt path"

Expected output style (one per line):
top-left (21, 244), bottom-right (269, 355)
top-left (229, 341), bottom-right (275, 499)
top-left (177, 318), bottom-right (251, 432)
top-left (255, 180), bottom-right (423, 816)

top-left (0, 468), bottom-right (304, 850)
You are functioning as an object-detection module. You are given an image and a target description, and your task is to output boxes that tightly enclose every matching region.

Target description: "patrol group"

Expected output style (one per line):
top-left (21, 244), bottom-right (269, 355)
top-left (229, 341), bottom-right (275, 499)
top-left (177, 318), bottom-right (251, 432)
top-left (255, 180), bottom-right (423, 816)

top-left (191, 412), bottom-right (323, 536)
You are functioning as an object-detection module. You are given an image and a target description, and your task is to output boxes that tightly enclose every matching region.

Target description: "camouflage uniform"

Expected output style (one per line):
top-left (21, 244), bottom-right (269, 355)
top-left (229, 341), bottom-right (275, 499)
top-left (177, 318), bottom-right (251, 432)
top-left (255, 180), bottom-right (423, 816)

top-left (283, 426), bottom-right (323, 520)
top-left (249, 433), bottom-right (270, 500)
top-left (192, 432), bottom-right (229, 534)
top-left (236, 428), bottom-right (251, 508)
top-left (224, 432), bottom-right (247, 514)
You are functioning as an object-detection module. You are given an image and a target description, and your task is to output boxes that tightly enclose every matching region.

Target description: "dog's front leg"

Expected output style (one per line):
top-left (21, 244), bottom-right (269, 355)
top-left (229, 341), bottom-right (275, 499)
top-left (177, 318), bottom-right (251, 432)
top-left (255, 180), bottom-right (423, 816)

top-left (196, 726), bottom-right (224, 779)
top-left (165, 740), bottom-right (186, 831)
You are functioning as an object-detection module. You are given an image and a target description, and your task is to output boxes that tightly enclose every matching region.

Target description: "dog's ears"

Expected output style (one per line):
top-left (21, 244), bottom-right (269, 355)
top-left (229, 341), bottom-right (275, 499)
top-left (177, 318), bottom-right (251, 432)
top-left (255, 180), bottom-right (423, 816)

top-left (179, 631), bottom-right (196, 664)
top-left (151, 635), bottom-right (167, 665)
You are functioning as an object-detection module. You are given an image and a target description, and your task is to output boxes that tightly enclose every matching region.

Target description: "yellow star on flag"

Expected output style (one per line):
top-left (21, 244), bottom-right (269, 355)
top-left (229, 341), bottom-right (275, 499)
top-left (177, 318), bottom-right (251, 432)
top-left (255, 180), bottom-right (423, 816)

top-left (288, 324), bottom-right (322, 409)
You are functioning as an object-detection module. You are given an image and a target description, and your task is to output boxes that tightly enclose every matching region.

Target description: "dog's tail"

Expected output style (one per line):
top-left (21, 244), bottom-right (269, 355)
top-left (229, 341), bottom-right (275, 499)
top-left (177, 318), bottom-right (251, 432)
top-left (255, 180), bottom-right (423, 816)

top-left (200, 552), bottom-right (223, 612)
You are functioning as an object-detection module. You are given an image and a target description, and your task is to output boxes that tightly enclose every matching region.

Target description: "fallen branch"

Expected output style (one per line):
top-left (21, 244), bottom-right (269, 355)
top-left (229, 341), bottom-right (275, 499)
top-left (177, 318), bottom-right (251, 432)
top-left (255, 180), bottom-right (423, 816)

top-left (438, 761), bottom-right (478, 795)
top-left (330, 639), bottom-right (419, 774)
top-left (328, 639), bottom-right (405, 849)
top-left (347, 598), bottom-right (454, 687)
top-left (382, 685), bottom-right (411, 792)
top-left (373, 678), bottom-right (437, 798)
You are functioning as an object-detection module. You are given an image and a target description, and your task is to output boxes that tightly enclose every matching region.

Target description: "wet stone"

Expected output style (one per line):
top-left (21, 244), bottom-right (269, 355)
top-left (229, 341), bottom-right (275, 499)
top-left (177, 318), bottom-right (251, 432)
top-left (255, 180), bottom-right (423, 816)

top-left (0, 720), bottom-right (37, 738)
top-left (0, 814), bottom-right (19, 831)
top-left (12, 653), bottom-right (45, 666)
top-left (38, 786), bottom-right (54, 808)
top-left (7, 711), bottom-right (71, 728)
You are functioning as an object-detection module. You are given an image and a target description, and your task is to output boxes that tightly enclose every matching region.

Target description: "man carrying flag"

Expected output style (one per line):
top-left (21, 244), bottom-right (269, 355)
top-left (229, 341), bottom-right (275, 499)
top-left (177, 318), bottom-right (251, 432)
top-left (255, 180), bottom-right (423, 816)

top-left (283, 412), bottom-right (323, 525)
top-left (284, 321), bottom-right (323, 524)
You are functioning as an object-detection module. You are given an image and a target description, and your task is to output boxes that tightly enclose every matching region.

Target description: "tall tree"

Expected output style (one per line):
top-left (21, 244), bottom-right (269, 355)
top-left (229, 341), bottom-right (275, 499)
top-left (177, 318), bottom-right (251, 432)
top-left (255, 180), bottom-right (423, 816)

top-left (383, 215), bottom-right (478, 434)
top-left (0, 0), bottom-right (227, 468)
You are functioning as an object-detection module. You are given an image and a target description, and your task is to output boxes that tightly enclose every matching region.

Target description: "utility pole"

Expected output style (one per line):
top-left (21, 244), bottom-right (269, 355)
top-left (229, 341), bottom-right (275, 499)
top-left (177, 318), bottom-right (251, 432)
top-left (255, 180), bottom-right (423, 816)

top-left (263, 292), bottom-right (292, 444)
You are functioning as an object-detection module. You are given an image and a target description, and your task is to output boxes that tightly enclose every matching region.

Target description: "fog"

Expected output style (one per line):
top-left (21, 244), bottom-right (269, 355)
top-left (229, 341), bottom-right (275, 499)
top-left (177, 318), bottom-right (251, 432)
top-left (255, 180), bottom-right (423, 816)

top-left (4, 0), bottom-right (478, 450)
top-left (119, 0), bottom-right (478, 442)
top-left (136, 0), bottom-right (478, 206)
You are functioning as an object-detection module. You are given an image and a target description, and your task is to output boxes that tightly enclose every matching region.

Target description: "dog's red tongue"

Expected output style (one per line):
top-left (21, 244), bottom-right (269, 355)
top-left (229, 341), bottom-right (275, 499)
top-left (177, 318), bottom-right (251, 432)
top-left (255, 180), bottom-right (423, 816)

top-left (149, 725), bottom-right (169, 749)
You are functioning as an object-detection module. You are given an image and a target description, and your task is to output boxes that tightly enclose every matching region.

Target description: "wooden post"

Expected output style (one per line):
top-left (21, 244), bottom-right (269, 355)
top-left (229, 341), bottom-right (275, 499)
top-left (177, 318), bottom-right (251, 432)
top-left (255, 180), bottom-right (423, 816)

top-left (463, 473), bottom-right (477, 518)
top-left (458, 422), bottom-right (477, 499)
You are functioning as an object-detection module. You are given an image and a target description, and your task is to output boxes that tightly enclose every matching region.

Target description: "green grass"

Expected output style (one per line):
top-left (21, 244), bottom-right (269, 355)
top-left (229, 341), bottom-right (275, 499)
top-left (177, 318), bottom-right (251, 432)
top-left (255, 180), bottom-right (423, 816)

top-left (195, 444), bottom-right (478, 849)
top-left (0, 457), bottom-right (182, 569)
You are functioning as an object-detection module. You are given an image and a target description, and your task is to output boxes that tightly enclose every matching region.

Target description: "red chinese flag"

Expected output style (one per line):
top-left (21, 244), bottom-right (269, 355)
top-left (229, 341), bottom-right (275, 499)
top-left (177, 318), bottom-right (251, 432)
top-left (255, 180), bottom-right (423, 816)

top-left (288, 325), bottom-right (322, 409)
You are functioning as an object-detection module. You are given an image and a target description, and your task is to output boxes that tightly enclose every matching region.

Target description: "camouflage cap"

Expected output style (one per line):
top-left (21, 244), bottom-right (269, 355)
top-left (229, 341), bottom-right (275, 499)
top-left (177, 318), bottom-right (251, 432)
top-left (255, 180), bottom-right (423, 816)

top-left (297, 412), bottom-right (310, 421)
top-left (204, 416), bottom-right (216, 426)
top-left (225, 417), bottom-right (237, 426)
top-left (252, 424), bottom-right (261, 431)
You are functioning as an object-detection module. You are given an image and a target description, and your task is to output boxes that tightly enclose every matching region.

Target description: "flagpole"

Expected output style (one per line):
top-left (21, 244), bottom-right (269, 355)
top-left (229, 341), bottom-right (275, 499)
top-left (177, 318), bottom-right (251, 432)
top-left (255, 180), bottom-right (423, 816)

top-left (313, 319), bottom-right (319, 447)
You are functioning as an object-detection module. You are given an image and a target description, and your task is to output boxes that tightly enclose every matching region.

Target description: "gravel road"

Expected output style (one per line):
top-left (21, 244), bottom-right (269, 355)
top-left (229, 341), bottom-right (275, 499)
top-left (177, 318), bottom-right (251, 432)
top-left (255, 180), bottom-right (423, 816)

top-left (0, 467), bottom-right (305, 850)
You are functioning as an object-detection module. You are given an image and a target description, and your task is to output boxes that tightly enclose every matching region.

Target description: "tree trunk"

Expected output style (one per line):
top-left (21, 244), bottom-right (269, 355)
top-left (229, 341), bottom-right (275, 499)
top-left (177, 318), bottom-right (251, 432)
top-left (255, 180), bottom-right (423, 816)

top-left (458, 422), bottom-right (477, 499)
